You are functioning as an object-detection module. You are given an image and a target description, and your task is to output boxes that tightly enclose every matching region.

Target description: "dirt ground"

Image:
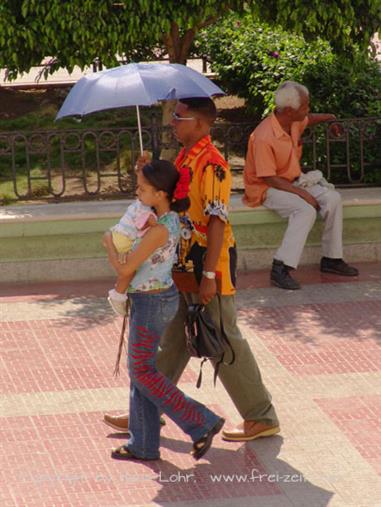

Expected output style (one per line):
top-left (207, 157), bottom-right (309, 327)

top-left (0, 87), bottom-right (249, 203)
top-left (0, 86), bottom-right (250, 121)
top-left (0, 87), bottom-right (67, 119)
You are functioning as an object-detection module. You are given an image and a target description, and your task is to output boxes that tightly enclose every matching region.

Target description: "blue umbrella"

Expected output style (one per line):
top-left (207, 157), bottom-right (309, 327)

top-left (56, 62), bottom-right (225, 153)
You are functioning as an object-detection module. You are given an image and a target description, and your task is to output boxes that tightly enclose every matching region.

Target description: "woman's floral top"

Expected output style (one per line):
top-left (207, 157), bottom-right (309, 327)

top-left (128, 211), bottom-right (180, 292)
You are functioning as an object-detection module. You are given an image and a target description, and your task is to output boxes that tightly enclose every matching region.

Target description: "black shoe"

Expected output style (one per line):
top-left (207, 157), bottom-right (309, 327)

top-left (271, 260), bottom-right (301, 290)
top-left (192, 418), bottom-right (225, 461)
top-left (320, 257), bottom-right (359, 276)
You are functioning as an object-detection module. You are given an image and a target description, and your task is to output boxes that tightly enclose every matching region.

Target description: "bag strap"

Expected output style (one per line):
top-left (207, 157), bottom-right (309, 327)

top-left (212, 319), bottom-right (235, 386)
top-left (220, 318), bottom-right (235, 366)
top-left (196, 357), bottom-right (208, 388)
top-left (113, 300), bottom-right (130, 377)
top-left (195, 304), bottom-right (236, 388)
top-left (199, 304), bottom-right (236, 366)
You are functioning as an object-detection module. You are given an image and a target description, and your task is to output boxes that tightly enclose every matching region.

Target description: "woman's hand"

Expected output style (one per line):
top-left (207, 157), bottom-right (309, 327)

top-left (102, 231), bottom-right (120, 273)
top-left (118, 252), bottom-right (129, 264)
top-left (135, 151), bottom-right (151, 172)
top-left (105, 224), bottom-right (168, 278)
top-left (102, 231), bottom-right (113, 250)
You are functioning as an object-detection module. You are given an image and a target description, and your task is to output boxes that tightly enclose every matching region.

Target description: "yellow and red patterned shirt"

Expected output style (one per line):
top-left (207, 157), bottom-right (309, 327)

top-left (173, 135), bottom-right (237, 295)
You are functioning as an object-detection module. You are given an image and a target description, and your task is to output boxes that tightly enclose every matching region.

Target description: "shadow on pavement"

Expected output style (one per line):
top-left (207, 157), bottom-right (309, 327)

top-left (139, 435), bottom-right (335, 506)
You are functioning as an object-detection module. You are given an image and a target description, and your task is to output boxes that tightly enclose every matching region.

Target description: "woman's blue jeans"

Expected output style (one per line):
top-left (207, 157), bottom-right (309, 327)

top-left (126, 284), bottom-right (220, 459)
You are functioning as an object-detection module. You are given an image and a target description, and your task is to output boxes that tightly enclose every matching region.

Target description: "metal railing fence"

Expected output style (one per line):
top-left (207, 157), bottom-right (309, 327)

top-left (0, 116), bottom-right (380, 201)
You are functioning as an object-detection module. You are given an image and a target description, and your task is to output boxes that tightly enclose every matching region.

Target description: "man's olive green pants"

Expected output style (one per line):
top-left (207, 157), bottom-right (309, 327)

top-left (156, 291), bottom-right (279, 426)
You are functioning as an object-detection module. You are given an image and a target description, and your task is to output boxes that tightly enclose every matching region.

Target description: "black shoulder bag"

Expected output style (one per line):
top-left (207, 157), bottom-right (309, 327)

top-left (185, 303), bottom-right (235, 388)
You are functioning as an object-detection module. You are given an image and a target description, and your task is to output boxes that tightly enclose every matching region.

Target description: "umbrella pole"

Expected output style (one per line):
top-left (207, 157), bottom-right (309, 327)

top-left (136, 105), bottom-right (144, 155)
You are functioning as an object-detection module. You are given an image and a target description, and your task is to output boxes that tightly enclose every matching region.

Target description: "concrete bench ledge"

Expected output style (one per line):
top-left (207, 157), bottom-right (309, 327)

top-left (0, 188), bottom-right (380, 283)
top-left (1, 187), bottom-right (380, 224)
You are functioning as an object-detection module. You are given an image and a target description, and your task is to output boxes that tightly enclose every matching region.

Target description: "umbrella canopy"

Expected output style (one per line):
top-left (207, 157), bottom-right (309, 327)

top-left (56, 63), bottom-right (225, 119)
top-left (56, 63), bottom-right (225, 153)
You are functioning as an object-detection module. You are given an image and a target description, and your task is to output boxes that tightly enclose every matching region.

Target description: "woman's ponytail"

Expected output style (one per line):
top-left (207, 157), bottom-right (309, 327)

top-left (142, 160), bottom-right (191, 213)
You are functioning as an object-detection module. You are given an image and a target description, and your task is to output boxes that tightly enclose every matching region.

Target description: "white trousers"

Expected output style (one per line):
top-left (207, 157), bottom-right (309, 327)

top-left (263, 184), bottom-right (343, 269)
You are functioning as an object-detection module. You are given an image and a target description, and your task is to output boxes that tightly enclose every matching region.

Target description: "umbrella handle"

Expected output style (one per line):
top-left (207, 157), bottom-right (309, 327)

top-left (136, 105), bottom-right (144, 155)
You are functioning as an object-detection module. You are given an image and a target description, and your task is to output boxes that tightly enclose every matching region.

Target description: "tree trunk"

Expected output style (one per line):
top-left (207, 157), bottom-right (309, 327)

top-left (159, 100), bottom-right (177, 161)
top-left (160, 23), bottom-right (196, 160)
top-left (163, 22), bottom-right (195, 65)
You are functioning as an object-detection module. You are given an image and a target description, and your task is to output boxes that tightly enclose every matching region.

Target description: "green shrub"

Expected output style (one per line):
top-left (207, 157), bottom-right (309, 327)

top-left (197, 14), bottom-right (381, 119)
top-left (196, 13), bottom-right (381, 185)
top-left (302, 54), bottom-right (381, 118)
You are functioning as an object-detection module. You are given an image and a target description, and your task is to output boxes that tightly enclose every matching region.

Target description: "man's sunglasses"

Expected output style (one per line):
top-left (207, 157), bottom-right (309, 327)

top-left (172, 112), bottom-right (196, 121)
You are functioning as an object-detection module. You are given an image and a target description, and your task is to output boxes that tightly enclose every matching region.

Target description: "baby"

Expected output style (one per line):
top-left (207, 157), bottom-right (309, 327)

top-left (107, 199), bottom-right (157, 315)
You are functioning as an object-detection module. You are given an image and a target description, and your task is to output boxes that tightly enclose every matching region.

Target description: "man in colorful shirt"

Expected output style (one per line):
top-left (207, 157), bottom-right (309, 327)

top-left (104, 97), bottom-right (280, 442)
top-left (244, 81), bottom-right (358, 290)
top-left (171, 103), bottom-right (236, 298)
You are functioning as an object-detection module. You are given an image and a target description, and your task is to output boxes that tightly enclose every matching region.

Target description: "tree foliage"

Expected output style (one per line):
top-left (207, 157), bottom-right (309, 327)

top-left (254, 0), bottom-right (381, 55)
top-left (0, 0), bottom-right (245, 78)
top-left (197, 13), bottom-right (381, 118)
top-left (197, 17), bottom-right (332, 116)
top-left (0, 1), bottom-right (379, 79)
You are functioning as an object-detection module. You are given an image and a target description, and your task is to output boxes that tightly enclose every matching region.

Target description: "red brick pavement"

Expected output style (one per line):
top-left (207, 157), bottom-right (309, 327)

top-left (316, 396), bottom-right (381, 477)
top-left (1, 262), bottom-right (380, 506)
top-left (1, 410), bottom-right (280, 506)
top-left (238, 300), bottom-right (381, 376)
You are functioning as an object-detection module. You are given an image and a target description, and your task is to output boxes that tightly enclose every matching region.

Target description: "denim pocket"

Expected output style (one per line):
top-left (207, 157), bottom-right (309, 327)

top-left (160, 288), bottom-right (179, 325)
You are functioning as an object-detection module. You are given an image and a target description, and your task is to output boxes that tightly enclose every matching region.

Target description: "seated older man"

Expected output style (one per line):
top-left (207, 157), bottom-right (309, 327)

top-left (243, 81), bottom-right (358, 290)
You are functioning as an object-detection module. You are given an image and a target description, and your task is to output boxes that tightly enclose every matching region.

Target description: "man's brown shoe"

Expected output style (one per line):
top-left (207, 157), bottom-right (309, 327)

top-left (103, 413), bottom-right (166, 432)
top-left (104, 413), bottom-right (130, 432)
top-left (222, 420), bottom-right (280, 442)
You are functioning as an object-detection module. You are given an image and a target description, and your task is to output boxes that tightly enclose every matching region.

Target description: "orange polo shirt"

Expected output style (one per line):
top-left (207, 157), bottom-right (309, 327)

top-left (173, 135), bottom-right (237, 295)
top-left (243, 113), bottom-right (308, 207)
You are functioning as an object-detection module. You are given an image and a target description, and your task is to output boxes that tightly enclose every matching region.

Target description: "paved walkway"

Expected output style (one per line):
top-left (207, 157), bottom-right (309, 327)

top-left (1, 263), bottom-right (380, 507)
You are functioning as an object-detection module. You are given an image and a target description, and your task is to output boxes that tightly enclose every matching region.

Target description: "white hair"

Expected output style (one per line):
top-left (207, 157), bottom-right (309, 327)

top-left (275, 81), bottom-right (309, 110)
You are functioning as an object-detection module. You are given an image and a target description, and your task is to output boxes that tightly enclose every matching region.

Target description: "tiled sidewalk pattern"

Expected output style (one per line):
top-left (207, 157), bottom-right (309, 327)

top-left (1, 263), bottom-right (380, 507)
